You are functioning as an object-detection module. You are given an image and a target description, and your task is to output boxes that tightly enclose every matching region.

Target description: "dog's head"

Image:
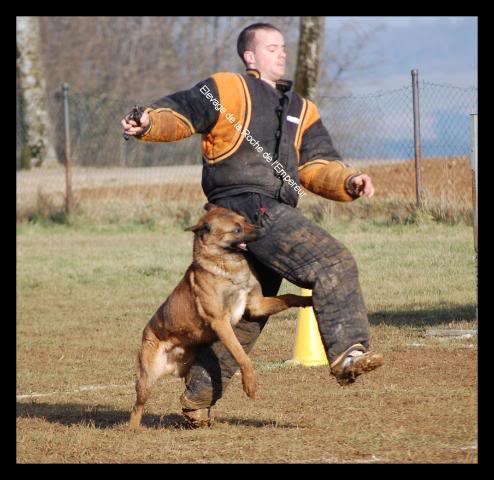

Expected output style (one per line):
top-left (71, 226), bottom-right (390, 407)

top-left (184, 203), bottom-right (260, 253)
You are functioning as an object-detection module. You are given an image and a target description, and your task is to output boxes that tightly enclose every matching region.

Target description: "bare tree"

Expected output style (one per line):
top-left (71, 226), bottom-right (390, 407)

top-left (319, 19), bottom-right (386, 96)
top-left (36, 16), bottom-right (383, 99)
top-left (36, 16), bottom-right (301, 100)
top-left (25, 17), bottom-right (384, 168)
top-left (16, 16), bottom-right (57, 168)
top-left (294, 17), bottom-right (325, 101)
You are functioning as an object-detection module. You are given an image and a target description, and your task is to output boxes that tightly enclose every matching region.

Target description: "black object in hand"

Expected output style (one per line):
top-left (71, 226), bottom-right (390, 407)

top-left (123, 105), bottom-right (144, 140)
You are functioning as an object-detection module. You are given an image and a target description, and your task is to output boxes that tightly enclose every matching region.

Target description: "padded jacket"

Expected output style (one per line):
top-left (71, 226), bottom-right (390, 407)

top-left (137, 68), bottom-right (361, 207)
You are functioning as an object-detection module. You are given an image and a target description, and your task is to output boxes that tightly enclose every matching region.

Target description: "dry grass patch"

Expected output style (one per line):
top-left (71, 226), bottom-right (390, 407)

top-left (17, 219), bottom-right (477, 463)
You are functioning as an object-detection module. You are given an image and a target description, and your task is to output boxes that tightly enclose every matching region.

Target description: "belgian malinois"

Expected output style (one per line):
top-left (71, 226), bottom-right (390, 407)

top-left (129, 203), bottom-right (313, 429)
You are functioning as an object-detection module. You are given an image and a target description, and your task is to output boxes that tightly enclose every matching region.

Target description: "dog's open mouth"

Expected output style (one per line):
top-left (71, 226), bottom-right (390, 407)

top-left (228, 241), bottom-right (248, 252)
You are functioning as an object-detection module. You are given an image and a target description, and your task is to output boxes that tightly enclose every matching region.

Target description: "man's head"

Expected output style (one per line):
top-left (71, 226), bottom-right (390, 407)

top-left (237, 23), bottom-right (286, 84)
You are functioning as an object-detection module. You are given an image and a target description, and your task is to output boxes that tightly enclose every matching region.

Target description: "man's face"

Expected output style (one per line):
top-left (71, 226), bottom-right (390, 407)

top-left (245, 29), bottom-right (286, 82)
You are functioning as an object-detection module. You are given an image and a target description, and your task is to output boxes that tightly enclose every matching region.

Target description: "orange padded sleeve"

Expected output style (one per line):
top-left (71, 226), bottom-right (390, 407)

top-left (138, 107), bottom-right (195, 143)
top-left (298, 159), bottom-right (361, 202)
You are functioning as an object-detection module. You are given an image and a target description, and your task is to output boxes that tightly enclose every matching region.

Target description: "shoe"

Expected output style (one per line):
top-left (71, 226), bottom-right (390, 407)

top-left (331, 343), bottom-right (384, 386)
top-left (181, 407), bottom-right (213, 428)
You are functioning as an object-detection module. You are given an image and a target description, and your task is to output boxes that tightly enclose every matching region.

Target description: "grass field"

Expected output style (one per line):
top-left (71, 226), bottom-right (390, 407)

top-left (16, 213), bottom-right (477, 464)
top-left (16, 156), bottom-right (474, 225)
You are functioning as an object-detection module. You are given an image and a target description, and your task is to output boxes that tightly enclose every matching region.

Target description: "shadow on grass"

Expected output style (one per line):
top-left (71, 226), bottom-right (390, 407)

top-left (16, 402), bottom-right (297, 430)
top-left (16, 402), bottom-right (189, 430)
top-left (369, 304), bottom-right (476, 327)
top-left (214, 416), bottom-right (298, 428)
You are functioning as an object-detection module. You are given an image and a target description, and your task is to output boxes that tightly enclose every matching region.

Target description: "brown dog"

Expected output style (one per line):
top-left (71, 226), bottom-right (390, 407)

top-left (129, 203), bottom-right (312, 429)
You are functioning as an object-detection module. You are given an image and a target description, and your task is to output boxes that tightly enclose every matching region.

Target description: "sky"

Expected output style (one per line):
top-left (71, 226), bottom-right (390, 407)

top-left (324, 16), bottom-right (478, 94)
top-left (318, 17), bottom-right (477, 158)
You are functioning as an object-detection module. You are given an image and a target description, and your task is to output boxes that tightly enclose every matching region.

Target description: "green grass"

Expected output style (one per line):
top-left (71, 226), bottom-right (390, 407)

top-left (16, 217), bottom-right (477, 463)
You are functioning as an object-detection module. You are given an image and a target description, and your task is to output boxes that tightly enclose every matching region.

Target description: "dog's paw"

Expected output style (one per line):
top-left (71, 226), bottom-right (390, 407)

top-left (128, 421), bottom-right (144, 431)
top-left (288, 294), bottom-right (313, 308)
top-left (241, 371), bottom-right (257, 400)
top-left (129, 412), bottom-right (144, 431)
top-left (300, 296), bottom-right (313, 308)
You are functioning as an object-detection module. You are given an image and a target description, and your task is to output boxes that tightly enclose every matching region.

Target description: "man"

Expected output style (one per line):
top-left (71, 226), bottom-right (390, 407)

top-left (122, 22), bottom-right (383, 428)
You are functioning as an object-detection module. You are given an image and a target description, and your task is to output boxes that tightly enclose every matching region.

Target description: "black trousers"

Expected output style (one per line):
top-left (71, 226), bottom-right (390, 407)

top-left (181, 192), bottom-right (370, 410)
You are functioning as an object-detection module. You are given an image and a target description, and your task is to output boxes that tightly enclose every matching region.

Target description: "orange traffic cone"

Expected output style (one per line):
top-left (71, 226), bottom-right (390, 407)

top-left (287, 289), bottom-right (329, 366)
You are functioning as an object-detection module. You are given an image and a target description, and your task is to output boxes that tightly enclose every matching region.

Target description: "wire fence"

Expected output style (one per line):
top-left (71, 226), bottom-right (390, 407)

top-left (16, 75), bottom-right (478, 222)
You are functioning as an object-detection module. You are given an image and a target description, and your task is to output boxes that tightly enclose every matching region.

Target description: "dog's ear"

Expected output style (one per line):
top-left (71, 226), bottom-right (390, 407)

top-left (204, 202), bottom-right (217, 212)
top-left (184, 222), bottom-right (211, 235)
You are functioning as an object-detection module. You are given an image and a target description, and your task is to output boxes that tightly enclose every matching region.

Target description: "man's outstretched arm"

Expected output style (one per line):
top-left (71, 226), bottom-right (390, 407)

top-left (121, 77), bottom-right (220, 143)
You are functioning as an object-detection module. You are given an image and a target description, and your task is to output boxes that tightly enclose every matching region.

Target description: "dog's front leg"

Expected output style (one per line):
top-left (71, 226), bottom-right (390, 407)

top-left (209, 317), bottom-right (256, 400)
top-left (247, 294), bottom-right (313, 318)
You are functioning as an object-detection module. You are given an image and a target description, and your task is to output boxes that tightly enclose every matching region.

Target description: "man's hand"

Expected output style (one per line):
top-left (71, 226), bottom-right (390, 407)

top-left (121, 109), bottom-right (150, 139)
top-left (350, 174), bottom-right (375, 198)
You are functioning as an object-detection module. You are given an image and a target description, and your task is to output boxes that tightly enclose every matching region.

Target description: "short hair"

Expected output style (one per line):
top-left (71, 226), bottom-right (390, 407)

top-left (237, 23), bottom-right (282, 65)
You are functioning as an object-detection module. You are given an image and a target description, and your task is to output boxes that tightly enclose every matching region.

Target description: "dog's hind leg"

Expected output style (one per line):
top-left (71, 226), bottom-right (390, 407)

top-left (129, 325), bottom-right (168, 429)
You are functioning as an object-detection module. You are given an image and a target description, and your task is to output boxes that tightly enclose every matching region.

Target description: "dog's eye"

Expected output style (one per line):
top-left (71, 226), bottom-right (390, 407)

top-left (234, 224), bottom-right (242, 234)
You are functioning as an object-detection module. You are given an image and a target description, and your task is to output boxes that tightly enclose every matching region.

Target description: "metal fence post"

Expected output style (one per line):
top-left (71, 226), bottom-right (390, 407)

top-left (470, 114), bottom-right (478, 320)
top-left (62, 83), bottom-right (73, 214)
top-left (16, 90), bottom-right (21, 171)
top-left (411, 69), bottom-right (422, 209)
top-left (470, 114), bottom-right (478, 251)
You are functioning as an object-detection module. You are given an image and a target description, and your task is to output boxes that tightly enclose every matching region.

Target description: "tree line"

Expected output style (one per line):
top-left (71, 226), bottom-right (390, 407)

top-left (17, 16), bottom-right (383, 169)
